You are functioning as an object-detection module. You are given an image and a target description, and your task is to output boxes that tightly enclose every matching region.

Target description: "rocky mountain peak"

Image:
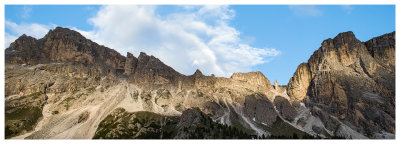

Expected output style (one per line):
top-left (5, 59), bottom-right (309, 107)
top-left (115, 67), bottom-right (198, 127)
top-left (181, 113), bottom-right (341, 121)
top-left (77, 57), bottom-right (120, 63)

top-left (6, 33), bottom-right (40, 64)
top-left (287, 31), bottom-right (395, 136)
top-left (320, 31), bottom-right (361, 53)
top-left (333, 31), bottom-right (356, 41)
top-left (126, 52), bottom-right (134, 58)
top-left (138, 52), bottom-right (149, 59)
top-left (274, 80), bottom-right (279, 90)
top-left (5, 28), bottom-right (395, 139)
top-left (193, 69), bottom-right (203, 77)
top-left (132, 51), bottom-right (186, 88)
top-left (136, 51), bottom-right (177, 73)
top-left (123, 52), bottom-right (138, 76)
top-left (18, 34), bottom-right (35, 40)
top-left (6, 26), bottom-right (190, 89)
top-left (231, 71), bottom-right (273, 89)
top-left (137, 52), bottom-right (163, 68)
top-left (44, 27), bottom-right (86, 40)
top-left (8, 34), bottom-right (37, 49)
top-left (365, 31), bottom-right (395, 67)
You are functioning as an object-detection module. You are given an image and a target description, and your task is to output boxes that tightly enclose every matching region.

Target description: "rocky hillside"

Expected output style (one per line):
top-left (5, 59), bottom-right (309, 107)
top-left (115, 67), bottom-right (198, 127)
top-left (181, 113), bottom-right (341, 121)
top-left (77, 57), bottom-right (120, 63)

top-left (287, 31), bottom-right (395, 138)
top-left (4, 27), bottom-right (395, 139)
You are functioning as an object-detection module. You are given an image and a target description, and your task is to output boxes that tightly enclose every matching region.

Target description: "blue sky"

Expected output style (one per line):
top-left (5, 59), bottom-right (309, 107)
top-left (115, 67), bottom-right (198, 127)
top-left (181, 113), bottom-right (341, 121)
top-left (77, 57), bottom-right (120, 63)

top-left (5, 5), bottom-right (395, 84)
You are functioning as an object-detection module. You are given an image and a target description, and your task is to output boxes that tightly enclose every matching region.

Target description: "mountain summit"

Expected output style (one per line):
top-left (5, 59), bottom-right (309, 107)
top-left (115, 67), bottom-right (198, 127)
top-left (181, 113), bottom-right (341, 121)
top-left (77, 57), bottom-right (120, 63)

top-left (287, 31), bottom-right (395, 138)
top-left (5, 27), bottom-right (395, 139)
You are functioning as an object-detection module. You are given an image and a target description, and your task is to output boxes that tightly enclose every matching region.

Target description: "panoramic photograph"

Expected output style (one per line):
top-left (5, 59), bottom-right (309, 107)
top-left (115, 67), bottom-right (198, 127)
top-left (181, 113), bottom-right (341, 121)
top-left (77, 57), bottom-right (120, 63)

top-left (3, 4), bottom-right (395, 140)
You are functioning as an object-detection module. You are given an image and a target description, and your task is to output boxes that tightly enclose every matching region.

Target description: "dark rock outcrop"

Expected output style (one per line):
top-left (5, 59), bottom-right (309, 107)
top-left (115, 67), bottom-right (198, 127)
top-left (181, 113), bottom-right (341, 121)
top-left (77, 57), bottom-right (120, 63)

top-left (243, 94), bottom-right (277, 125)
top-left (5, 34), bottom-right (40, 64)
top-left (273, 96), bottom-right (297, 122)
top-left (365, 32), bottom-right (395, 67)
top-left (123, 52), bottom-right (138, 75)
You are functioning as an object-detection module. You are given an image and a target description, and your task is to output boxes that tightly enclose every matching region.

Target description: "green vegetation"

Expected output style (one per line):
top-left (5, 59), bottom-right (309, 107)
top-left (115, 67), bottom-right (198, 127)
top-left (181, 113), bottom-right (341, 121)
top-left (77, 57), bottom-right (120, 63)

top-left (78, 111), bottom-right (89, 123)
top-left (176, 107), bottom-right (253, 139)
top-left (93, 107), bottom-right (255, 139)
top-left (265, 116), bottom-right (312, 138)
top-left (245, 88), bottom-right (254, 93)
top-left (93, 107), bottom-right (322, 139)
top-left (93, 108), bottom-right (180, 139)
top-left (60, 92), bottom-right (88, 110)
top-left (30, 92), bottom-right (43, 99)
top-left (52, 111), bottom-right (59, 115)
top-left (5, 92), bottom-right (46, 139)
top-left (182, 118), bottom-right (254, 139)
top-left (5, 106), bottom-right (43, 138)
top-left (222, 106), bottom-right (256, 135)
top-left (258, 133), bottom-right (319, 139)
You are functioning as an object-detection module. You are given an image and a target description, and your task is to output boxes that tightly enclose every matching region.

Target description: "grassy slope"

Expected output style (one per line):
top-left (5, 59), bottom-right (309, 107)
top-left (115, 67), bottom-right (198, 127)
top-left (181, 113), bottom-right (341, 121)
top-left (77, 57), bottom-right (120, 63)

top-left (93, 108), bottom-right (255, 139)
top-left (93, 108), bottom-right (180, 139)
top-left (265, 116), bottom-right (312, 138)
top-left (5, 92), bottom-right (46, 139)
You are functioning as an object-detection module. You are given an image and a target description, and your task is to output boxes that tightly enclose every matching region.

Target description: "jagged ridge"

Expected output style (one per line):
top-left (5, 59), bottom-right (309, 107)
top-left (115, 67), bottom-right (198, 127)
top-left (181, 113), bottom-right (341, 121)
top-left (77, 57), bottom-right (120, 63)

top-left (4, 27), bottom-right (395, 139)
top-left (287, 31), bottom-right (395, 137)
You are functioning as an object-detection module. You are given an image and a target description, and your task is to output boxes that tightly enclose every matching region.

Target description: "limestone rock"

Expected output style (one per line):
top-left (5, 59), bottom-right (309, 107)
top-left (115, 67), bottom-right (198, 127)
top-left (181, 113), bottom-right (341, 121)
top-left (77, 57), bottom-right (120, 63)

top-left (365, 32), bottom-right (395, 67)
top-left (243, 94), bottom-right (277, 125)
top-left (5, 34), bottom-right (40, 64)
top-left (231, 71), bottom-right (273, 90)
top-left (5, 27), bottom-right (395, 139)
top-left (288, 31), bottom-right (395, 137)
top-left (123, 52), bottom-right (138, 75)
top-left (287, 63), bottom-right (312, 101)
top-left (273, 96), bottom-right (297, 122)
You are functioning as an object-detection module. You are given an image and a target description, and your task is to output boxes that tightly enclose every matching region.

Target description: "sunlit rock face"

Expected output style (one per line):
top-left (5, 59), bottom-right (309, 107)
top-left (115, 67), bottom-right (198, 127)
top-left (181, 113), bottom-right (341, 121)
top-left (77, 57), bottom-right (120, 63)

top-left (5, 27), bottom-right (395, 139)
top-left (287, 31), bottom-right (395, 137)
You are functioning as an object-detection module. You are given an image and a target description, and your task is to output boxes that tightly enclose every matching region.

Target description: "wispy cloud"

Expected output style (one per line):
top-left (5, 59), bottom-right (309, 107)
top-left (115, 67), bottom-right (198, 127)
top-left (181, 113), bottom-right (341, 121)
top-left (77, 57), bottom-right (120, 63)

top-left (289, 5), bottom-right (323, 17)
top-left (341, 5), bottom-right (354, 14)
top-left (21, 5), bottom-right (32, 19)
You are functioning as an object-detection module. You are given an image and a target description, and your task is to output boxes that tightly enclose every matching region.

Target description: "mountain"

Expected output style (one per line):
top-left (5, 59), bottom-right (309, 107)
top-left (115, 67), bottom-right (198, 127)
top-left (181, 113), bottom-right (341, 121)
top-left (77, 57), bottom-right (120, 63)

top-left (4, 27), bottom-right (395, 139)
top-left (287, 31), bottom-right (395, 138)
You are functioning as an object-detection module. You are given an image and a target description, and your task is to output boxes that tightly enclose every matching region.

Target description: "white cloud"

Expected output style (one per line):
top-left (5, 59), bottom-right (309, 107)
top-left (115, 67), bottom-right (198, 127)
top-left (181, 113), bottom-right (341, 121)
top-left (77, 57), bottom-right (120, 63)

top-left (5, 20), bottom-right (55, 48)
top-left (5, 33), bottom-right (18, 48)
top-left (197, 5), bottom-right (235, 20)
top-left (80, 5), bottom-right (280, 77)
top-left (5, 5), bottom-right (280, 78)
top-left (289, 5), bottom-right (323, 17)
top-left (341, 5), bottom-right (354, 14)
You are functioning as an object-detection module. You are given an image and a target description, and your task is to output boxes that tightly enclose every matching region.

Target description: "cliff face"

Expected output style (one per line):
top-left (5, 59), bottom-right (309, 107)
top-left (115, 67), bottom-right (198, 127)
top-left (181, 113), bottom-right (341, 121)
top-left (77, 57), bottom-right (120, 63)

top-left (365, 32), bottom-right (396, 67)
top-left (5, 27), bottom-right (191, 91)
top-left (6, 27), bottom-right (125, 77)
top-left (5, 27), bottom-right (286, 139)
top-left (4, 27), bottom-right (395, 139)
top-left (287, 63), bottom-right (312, 101)
top-left (231, 71), bottom-right (273, 90)
top-left (287, 31), bottom-right (395, 137)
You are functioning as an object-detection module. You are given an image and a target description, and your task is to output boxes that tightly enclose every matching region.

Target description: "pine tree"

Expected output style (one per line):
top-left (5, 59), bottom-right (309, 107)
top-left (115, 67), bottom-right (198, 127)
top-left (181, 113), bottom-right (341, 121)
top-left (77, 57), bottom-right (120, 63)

top-left (293, 133), bottom-right (299, 139)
